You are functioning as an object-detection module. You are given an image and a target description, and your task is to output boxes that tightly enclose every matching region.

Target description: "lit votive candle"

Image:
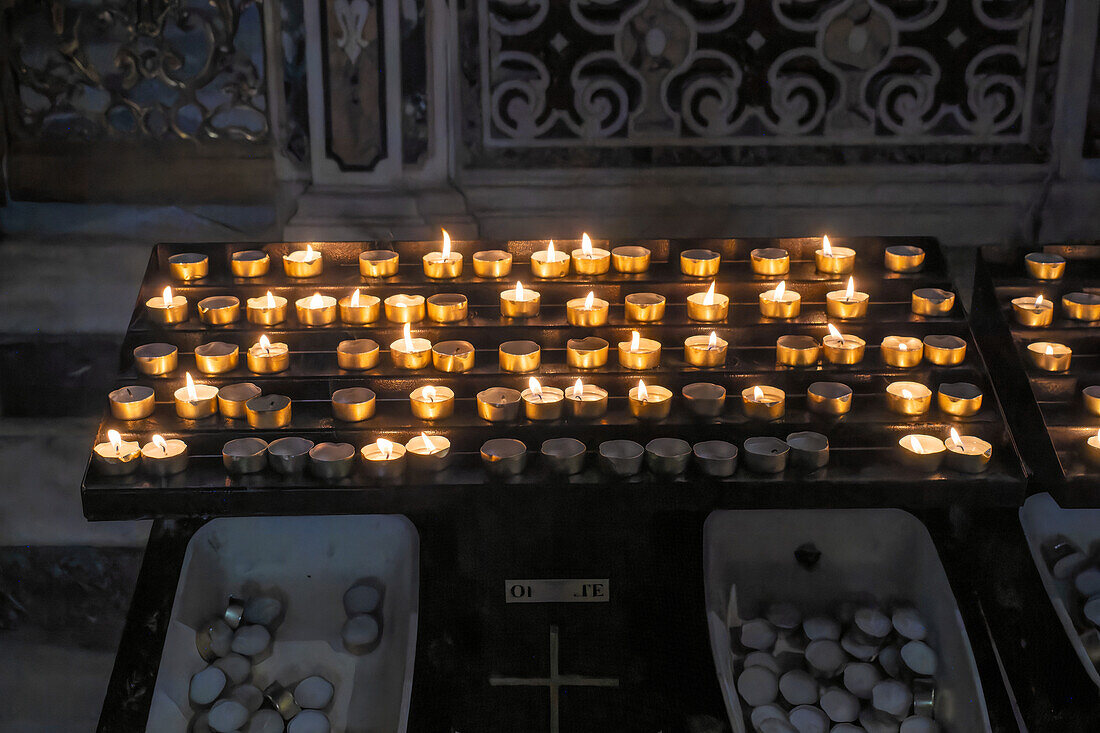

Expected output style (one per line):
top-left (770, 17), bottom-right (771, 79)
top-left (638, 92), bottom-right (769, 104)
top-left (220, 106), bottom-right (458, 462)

top-left (945, 428), bottom-right (991, 473)
top-left (339, 289), bottom-right (380, 324)
top-left (168, 253), bottom-right (208, 281)
top-left (433, 340), bottom-right (475, 373)
top-left (571, 233), bottom-right (610, 275)
top-left (501, 281), bottom-right (540, 318)
top-left (923, 334), bottom-right (967, 365)
top-left (142, 434), bottom-right (189, 476)
top-left (896, 434), bottom-right (946, 472)
top-left (826, 277), bottom-right (869, 319)
top-left (247, 291), bottom-right (288, 325)
top-left (309, 442), bottom-right (356, 480)
top-left (391, 323), bottom-right (432, 369)
top-left (222, 437), bottom-right (268, 474)
top-left (1085, 429), bottom-right (1100, 467)
top-left (1083, 386), bottom-right (1100, 416)
top-left (687, 282), bottom-right (729, 322)
top-left (360, 438), bottom-right (407, 480)
top-left (384, 293), bottom-right (426, 323)
top-left (566, 336), bottom-right (609, 368)
top-left (684, 331), bottom-right (727, 367)
top-left (522, 377), bottom-right (565, 421)
top-left (337, 338), bottom-right (380, 370)
top-left (814, 235), bottom-right (855, 274)
top-left (332, 387), bottom-right (376, 422)
top-left (423, 229), bottom-right (463, 279)
top-left (230, 249), bottom-right (270, 278)
top-left (628, 380), bottom-right (672, 420)
top-left (807, 381), bottom-right (853, 415)
top-left (296, 292), bottom-right (337, 326)
top-left (359, 249), bottom-right (399, 277)
top-left (146, 286), bottom-right (188, 325)
top-left (109, 385), bottom-right (155, 420)
top-left (197, 296), bottom-right (241, 326)
top-left (682, 382), bottom-right (726, 418)
top-left (776, 335), bottom-right (821, 367)
top-left (618, 331), bottom-right (661, 370)
top-left (938, 382), bottom-right (983, 417)
top-left (759, 280), bottom-right (800, 319)
top-left (1011, 294), bottom-right (1054, 326)
top-left (566, 378), bottom-right (608, 419)
top-left (881, 336), bottom-right (923, 367)
top-left (530, 240), bottom-right (570, 278)
top-left (476, 387), bottom-right (522, 422)
top-left (886, 381), bottom-right (932, 416)
top-left (1063, 292), bottom-right (1100, 321)
top-left (217, 382), bottom-right (261, 419)
top-left (566, 291), bottom-right (610, 326)
top-left (624, 292), bottom-right (665, 322)
top-left (134, 343), bottom-right (177, 375)
top-left (611, 245), bottom-right (650, 273)
top-left (473, 249), bottom-right (512, 278)
top-left (247, 335), bottom-right (290, 373)
top-left (884, 245), bottom-right (925, 273)
top-left (410, 385), bottom-right (455, 420)
top-left (406, 433), bottom-right (452, 472)
top-left (750, 247), bottom-right (790, 276)
top-left (912, 287), bottom-right (955, 316)
top-left (194, 341), bottom-right (239, 374)
top-left (680, 248), bottom-right (720, 277)
top-left (93, 430), bottom-right (141, 476)
top-left (742, 385), bottom-right (785, 420)
top-left (245, 394), bottom-right (291, 428)
top-left (499, 339), bottom-right (541, 373)
top-left (1028, 341), bottom-right (1071, 371)
top-left (283, 244), bottom-right (322, 277)
top-left (1025, 252), bottom-right (1066, 280)
top-left (822, 324), bottom-right (865, 365)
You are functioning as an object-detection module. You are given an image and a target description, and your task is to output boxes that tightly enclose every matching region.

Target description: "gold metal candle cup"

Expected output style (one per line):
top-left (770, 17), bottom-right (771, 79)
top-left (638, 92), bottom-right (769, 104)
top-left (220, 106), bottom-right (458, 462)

top-left (410, 385), bottom-right (455, 420)
top-left (230, 250), bottom-right (270, 277)
top-left (1062, 292), bottom-right (1100, 321)
top-left (283, 249), bottom-right (323, 277)
top-left (390, 334), bottom-right (432, 369)
top-left (246, 295), bottom-right (288, 325)
top-left (923, 335), bottom-right (967, 365)
top-left (423, 251), bottom-right (463, 279)
top-left (405, 434), bottom-right (452, 473)
top-left (1025, 252), bottom-right (1066, 280)
top-left (684, 334), bottom-right (728, 367)
top-left (826, 290), bottom-right (869, 319)
top-left (476, 387), bottom-right (522, 422)
top-left (337, 338), bottom-right (380, 371)
top-left (624, 293), bottom-right (665, 322)
top-left (886, 381), bottom-right (933, 415)
top-left (296, 294), bottom-right (337, 326)
top-left (1027, 341), bottom-right (1072, 371)
top-left (426, 293), bottom-right (468, 322)
top-left (338, 294), bottom-right (381, 324)
top-left (499, 340), bottom-right (541, 373)
top-left (896, 435), bottom-right (946, 472)
top-left (566, 337), bottom-right (609, 368)
top-left (141, 438), bottom-right (189, 476)
top-left (566, 296), bottom-right (609, 326)
top-left (776, 335), bottom-right (821, 367)
top-left (759, 289), bottom-right (801, 319)
top-left (881, 336), bottom-right (923, 367)
top-left (134, 343), bottom-right (178, 375)
top-left (1083, 386), bottom-right (1100, 416)
top-left (217, 382), bottom-right (262, 419)
top-left (93, 438), bottom-right (141, 476)
top-left (174, 382), bottom-right (219, 419)
top-left (680, 248), bottom-right (720, 277)
top-left (247, 341), bottom-right (290, 373)
top-left (571, 247), bottom-right (611, 275)
top-left (946, 435), bottom-right (992, 473)
top-left (384, 294), bottom-right (426, 323)
top-left (473, 249), bottom-right (513, 278)
top-left (618, 337), bottom-right (661, 370)
top-left (109, 386), bottom-right (156, 420)
top-left (332, 387), bottom-right (376, 422)
top-left (884, 245), bottom-right (925, 273)
top-left (627, 384), bottom-right (672, 420)
top-left (566, 384), bottom-right (608, 419)
top-left (611, 245), bottom-right (651, 273)
top-left (359, 249), bottom-right (399, 277)
top-left (309, 442), bottom-right (355, 480)
top-left (911, 288), bottom-right (955, 316)
top-left (741, 386), bottom-right (785, 420)
top-left (530, 248), bottom-right (570, 278)
top-left (168, 253), bottom-right (208, 281)
top-left (686, 290), bottom-right (730, 322)
top-left (194, 342), bottom-right (240, 374)
top-left (1011, 296), bottom-right (1054, 326)
top-left (750, 248), bottom-right (790, 275)
top-left (815, 245), bottom-right (855, 274)
top-left (938, 383), bottom-right (983, 417)
top-left (807, 382), bottom-right (853, 415)
top-left (433, 340), bottom-right (476, 373)
top-left (223, 437), bottom-right (269, 474)
top-left (146, 293), bottom-right (188, 324)
top-left (245, 394), bottom-right (292, 428)
top-left (521, 386), bottom-right (565, 421)
top-left (197, 296), bottom-right (241, 326)
top-left (500, 287), bottom-right (541, 318)
top-left (823, 334), bottom-right (866, 365)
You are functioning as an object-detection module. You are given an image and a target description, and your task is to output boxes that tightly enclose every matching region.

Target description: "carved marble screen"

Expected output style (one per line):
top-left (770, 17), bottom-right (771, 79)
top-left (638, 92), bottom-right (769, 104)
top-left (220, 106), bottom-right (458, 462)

top-left (461, 0), bottom-right (1063, 167)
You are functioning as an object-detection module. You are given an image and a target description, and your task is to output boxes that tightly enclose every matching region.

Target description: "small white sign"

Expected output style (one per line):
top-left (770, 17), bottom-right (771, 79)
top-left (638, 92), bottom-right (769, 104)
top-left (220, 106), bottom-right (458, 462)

top-left (505, 579), bottom-right (610, 603)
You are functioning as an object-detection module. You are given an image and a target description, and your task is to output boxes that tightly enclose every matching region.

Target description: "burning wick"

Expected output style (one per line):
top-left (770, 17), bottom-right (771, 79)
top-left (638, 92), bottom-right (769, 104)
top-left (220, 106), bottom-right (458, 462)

top-left (584, 291), bottom-right (595, 310)
top-left (902, 388), bottom-right (913, 400)
top-left (403, 323), bottom-right (414, 351)
top-left (1045, 344), bottom-right (1055, 356)
top-left (827, 323), bottom-right (844, 346)
top-left (306, 244), bottom-right (316, 260)
top-left (528, 377), bottom-right (544, 403)
top-left (266, 291), bottom-right (276, 309)
top-left (153, 434), bottom-right (169, 455)
top-left (185, 372), bottom-right (199, 402)
top-left (774, 280), bottom-right (786, 298)
top-left (899, 342), bottom-right (908, 352)
top-left (309, 292), bottom-right (324, 309)
top-left (351, 289), bottom-right (361, 307)
top-left (162, 286), bottom-right (173, 304)
top-left (1035, 295), bottom-right (1044, 308)
top-left (703, 282), bottom-right (716, 306)
top-left (909, 435), bottom-right (924, 454)
top-left (547, 240), bottom-right (556, 257)
top-left (259, 334), bottom-right (271, 355)
top-left (949, 427), bottom-right (962, 449)
top-left (630, 331), bottom-right (641, 353)
top-left (420, 433), bottom-right (439, 455)
top-left (376, 438), bottom-right (394, 459)
top-left (844, 277), bottom-right (855, 302)
top-left (581, 233), bottom-right (593, 257)
top-left (423, 385), bottom-right (438, 403)
top-left (707, 331), bottom-right (718, 350)
top-left (822, 235), bottom-right (832, 256)
top-left (515, 281), bottom-right (525, 299)
top-left (572, 379), bottom-right (584, 399)
top-left (753, 386), bottom-right (764, 402)
top-left (637, 380), bottom-right (650, 403)
top-left (108, 429), bottom-right (122, 454)
top-left (441, 229), bottom-right (451, 259)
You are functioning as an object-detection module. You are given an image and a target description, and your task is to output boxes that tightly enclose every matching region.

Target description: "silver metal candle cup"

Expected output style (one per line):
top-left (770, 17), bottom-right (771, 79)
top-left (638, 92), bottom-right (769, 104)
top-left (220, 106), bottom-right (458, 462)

top-left (645, 438), bottom-right (692, 476)
top-left (481, 438), bottom-right (528, 477)
top-left (693, 440), bottom-right (738, 477)
top-left (224, 595), bottom-right (246, 629)
top-left (786, 431), bottom-right (830, 470)
top-left (682, 382), bottom-right (726, 418)
top-left (743, 437), bottom-right (790, 474)
top-left (911, 678), bottom-right (936, 717)
top-left (267, 436), bottom-right (314, 474)
top-left (309, 442), bottom-right (356, 480)
top-left (599, 440), bottom-right (644, 477)
top-left (541, 438), bottom-right (587, 476)
top-left (222, 437), bottom-right (269, 474)
top-left (263, 682), bottom-right (302, 720)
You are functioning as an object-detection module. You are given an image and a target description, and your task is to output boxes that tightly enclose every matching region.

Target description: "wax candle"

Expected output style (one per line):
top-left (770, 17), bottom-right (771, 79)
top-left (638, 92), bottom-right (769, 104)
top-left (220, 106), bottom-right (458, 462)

top-left (742, 385), bottom-right (785, 420)
top-left (217, 382), bottom-right (261, 419)
top-left (645, 438), bottom-right (691, 475)
top-left (142, 434), bottom-right (189, 476)
top-left (410, 385), bottom-right (455, 420)
top-left (945, 428), bottom-right (991, 473)
top-left (884, 245), bottom-right (925, 273)
top-left (530, 240), bottom-right (569, 278)
top-left (880, 336), bottom-right (923, 367)
top-left (230, 249), bottom-right (269, 277)
top-left (198, 296), bottom-right (241, 326)
top-left (680, 248), bottom-right (720, 277)
top-left (886, 381), bottom-right (932, 416)
top-left (1011, 294), bottom-right (1053, 327)
top-left (500, 281), bottom-right (540, 318)
top-left (598, 439), bottom-right (645, 477)
top-left (759, 280), bottom-right (800, 319)
top-left (566, 336), bottom-right (609, 368)
top-left (628, 380), bottom-right (672, 420)
top-left (687, 282), bottom-right (729, 322)
top-left (359, 249), bottom-right (399, 277)
top-left (1084, 429), bottom-right (1100, 467)
top-left (134, 342), bottom-right (178, 375)
top-left (822, 324), bottom-right (865, 364)
top-left (566, 379), bottom-right (608, 419)
top-left (336, 338), bottom-right (380, 371)
top-left (222, 437), bottom-right (268, 475)
top-left (522, 377), bottom-right (564, 421)
top-left (923, 334), bottom-right (967, 365)
top-left (283, 244), bottom-right (322, 277)
top-left (339, 289), bottom-right (380, 324)
top-left (896, 434), bottom-right (946, 472)
top-left (750, 247), bottom-right (790, 276)
top-left (937, 382), bottom-right (983, 416)
top-left (423, 229), bottom-right (463, 278)
top-left (473, 249), bottom-right (513, 278)
top-left (406, 433), bottom-right (452, 472)
top-left (360, 438), bottom-right (407, 480)
top-left (296, 292), bottom-right (337, 326)
top-left (481, 438), bottom-right (528, 477)
top-left (247, 335), bottom-right (290, 373)
top-left (390, 323), bottom-right (432, 369)
top-left (566, 291), bottom-right (609, 326)
top-left (814, 235), bottom-right (855, 274)
top-left (624, 292), bottom-right (665, 322)
top-left (693, 440), bottom-right (738, 477)
top-left (1062, 292), bottom-right (1100, 321)
top-left (776, 335), bottom-right (821, 367)
top-left (174, 372), bottom-right (219, 418)
top-left (1024, 252), bottom-right (1066, 280)
top-left (332, 387), bottom-right (376, 422)
top-left (786, 431), bottom-right (830, 470)
top-left (476, 387), bottom-right (522, 422)
top-left (618, 330), bottom-right (661, 370)
top-left (1083, 386), bottom-right (1100, 416)
top-left (684, 331), bottom-right (727, 367)
top-left (427, 293), bottom-right (468, 323)
top-left (93, 429), bottom-right (141, 475)
top-left (109, 385), bottom-right (155, 420)
top-left (168, 252), bottom-right (208, 281)
top-left (194, 341), bottom-right (239, 374)
top-left (807, 381), bottom-right (853, 415)
top-left (499, 339), bottom-right (541, 373)
top-left (245, 394), bottom-right (291, 428)
top-left (246, 291), bottom-right (288, 325)
top-left (384, 293), bottom-right (426, 323)
top-left (571, 233), bottom-right (610, 275)
top-left (146, 286), bottom-right (188, 325)
top-left (826, 277), bottom-right (869, 319)
top-left (309, 442), bottom-right (355, 479)
top-left (743, 437), bottom-right (789, 474)
top-left (1027, 341), bottom-right (1071, 371)
top-left (541, 438), bottom-right (587, 475)
top-left (911, 288), bottom-right (955, 316)
top-left (682, 382), bottom-right (726, 417)
top-left (432, 340), bottom-right (475, 373)
top-left (611, 245), bottom-right (651, 273)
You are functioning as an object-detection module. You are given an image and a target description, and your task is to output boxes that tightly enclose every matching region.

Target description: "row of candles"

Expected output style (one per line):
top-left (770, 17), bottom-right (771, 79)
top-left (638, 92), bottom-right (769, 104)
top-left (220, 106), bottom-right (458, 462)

top-left (164, 235), bottom-right (927, 283)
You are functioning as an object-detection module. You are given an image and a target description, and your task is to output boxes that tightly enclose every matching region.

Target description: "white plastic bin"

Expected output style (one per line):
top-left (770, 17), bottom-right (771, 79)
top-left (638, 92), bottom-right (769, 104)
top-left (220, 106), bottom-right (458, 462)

top-left (703, 508), bottom-right (990, 732)
top-left (145, 514), bottom-right (419, 733)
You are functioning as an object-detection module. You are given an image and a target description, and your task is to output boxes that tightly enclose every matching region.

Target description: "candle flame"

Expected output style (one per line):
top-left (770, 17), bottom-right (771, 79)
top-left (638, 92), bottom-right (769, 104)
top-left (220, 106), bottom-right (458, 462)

top-left (753, 386), bottom-right (764, 401)
top-left (584, 291), bottom-right (595, 310)
top-left (902, 388), bottom-right (913, 400)
top-left (909, 435), bottom-right (923, 454)
top-left (259, 334), bottom-right (271, 353)
top-left (774, 280), bottom-right (786, 298)
top-left (420, 433), bottom-right (437, 453)
top-left (630, 331), bottom-right (641, 352)
top-left (266, 291), bottom-right (276, 309)
top-left (529, 377), bottom-right (543, 397)
top-left (637, 380), bottom-right (650, 402)
top-left (547, 240), bottom-right (555, 256)
top-left (822, 235), bottom-right (832, 255)
top-left (108, 429), bottom-right (122, 452)
top-left (708, 331), bottom-right (718, 349)
top-left (827, 323), bottom-right (843, 343)
top-left (845, 277), bottom-right (855, 300)
top-left (309, 292), bottom-right (324, 310)
top-left (185, 372), bottom-right (198, 402)
top-left (306, 244), bottom-right (315, 255)
top-left (1046, 344), bottom-right (1054, 356)
top-left (153, 434), bottom-right (168, 454)
top-left (899, 341), bottom-right (908, 351)
top-left (515, 281), bottom-right (524, 298)
top-left (1035, 294), bottom-right (1044, 308)
top-left (703, 282), bottom-right (716, 306)
top-left (949, 427), bottom-right (962, 447)
top-left (423, 385), bottom-right (437, 402)
top-left (351, 289), bottom-right (360, 307)
top-left (162, 286), bottom-right (173, 304)
top-left (581, 233), bottom-right (592, 256)
top-left (403, 322), bottom-right (414, 351)
top-left (376, 437), bottom-right (393, 459)
top-left (441, 229), bottom-right (451, 258)
top-left (573, 378), bottom-right (584, 398)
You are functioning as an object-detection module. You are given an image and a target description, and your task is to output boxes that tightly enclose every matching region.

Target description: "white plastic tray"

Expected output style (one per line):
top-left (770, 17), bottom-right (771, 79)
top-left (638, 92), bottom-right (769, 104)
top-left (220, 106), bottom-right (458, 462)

top-left (146, 514), bottom-right (419, 733)
top-left (1019, 492), bottom-right (1100, 688)
top-left (703, 508), bottom-right (990, 733)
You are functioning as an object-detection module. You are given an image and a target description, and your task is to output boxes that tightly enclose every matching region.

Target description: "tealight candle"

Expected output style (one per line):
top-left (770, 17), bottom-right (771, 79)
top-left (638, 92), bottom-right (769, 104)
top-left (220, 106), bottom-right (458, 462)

top-left (624, 292), bottom-right (665, 322)
top-left (296, 292), bottom-right (337, 326)
top-left (217, 382), bottom-right (262, 419)
top-left (884, 245), bottom-right (925, 273)
top-left (433, 340), bottom-right (475, 373)
top-left (684, 331), bottom-right (727, 367)
top-left (750, 247), bottom-right (790, 276)
top-left (246, 291), bottom-right (288, 325)
top-left (406, 433), bottom-right (452, 472)
top-left (283, 244), bottom-right (322, 277)
top-left (807, 382), bottom-right (853, 415)
top-left (682, 382), bottom-right (726, 417)
top-left (571, 233), bottom-right (610, 275)
top-left (134, 343), bottom-right (177, 375)
top-left (245, 394), bottom-right (291, 428)
top-left (1085, 429), bottom-right (1100, 467)
top-left (645, 438), bottom-right (691, 475)
top-left (530, 240), bottom-right (570, 278)
top-left (172, 372), bottom-right (217, 416)
top-left (309, 442), bottom-right (355, 479)
top-left (814, 235), bottom-right (855, 274)
top-left (359, 249), bottom-right (399, 277)
top-left (826, 277), bottom-right (869, 319)
top-left (247, 335), bottom-right (290, 373)
top-left (687, 282), bottom-right (729, 322)
top-left (886, 381), bottom-right (932, 415)
top-left (786, 431), bottom-right (830, 470)
top-left (390, 323), bottom-right (432, 369)
top-left (759, 281), bottom-right (800, 318)
top-left (109, 385), bottom-right (155, 420)
top-left (500, 281), bottom-right (540, 318)
top-left (337, 338), bottom-right (380, 370)
top-left (423, 229), bottom-right (463, 278)
top-left (618, 331), bottom-right (661, 370)
top-left (481, 438), bottom-right (528, 477)
top-left (168, 252), bottom-right (208, 281)
top-left (410, 385), bottom-right (455, 420)
top-left (776, 335), bottom-right (821, 367)
top-left (360, 438), bottom-right (407, 480)
top-left (499, 339), bottom-right (541, 372)
top-left (923, 334), bottom-right (967, 365)
top-left (566, 291), bottom-right (610, 326)
top-left (384, 293), bottom-right (427, 323)
top-left (680, 248), bottom-right (720, 277)
top-left (742, 385), bottom-right (785, 420)
top-left (223, 437), bottom-right (268, 475)
top-left (628, 380), bottom-right (672, 420)
top-left (881, 336), bottom-right (923, 367)
top-left (194, 341), bottom-right (239, 374)
top-left (230, 249), bottom-right (270, 277)
top-left (822, 324), bottom-right (865, 365)
top-left (1028, 341), bottom-right (1071, 371)
top-left (938, 382), bottom-right (983, 417)
top-left (1025, 252), bottom-right (1066, 280)
top-left (93, 430), bottom-right (141, 475)
top-left (611, 245), bottom-right (651, 273)
top-left (427, 293), bottom-right (468, 323)
top-left (566, 379), bottom-right (608, 419)
top-left (743, 437), bottom-right (789, 474)
top-left (911, 288), bottom-right (955, 316)
top-left (146, 286), bottom-right (188, 324)
top-left (541, 437), bottom-right (588, 475)
top-left (896, 434), bottom-right (946, 472)
top-left (945, 428), bottom-right (992, 473)
top-left (1062, 292), bottom-right (1100, 321)
top-left (1083, 386), bottom-right (1100, 416)
top-left (473, 249), bottom-right (513, 278)
top-left (522, 377), bottom-right (565, 421)
top-left (142, 434), bottom-right (189, 475)
top-left (332, 387), bottom-right (376, 422)
top-left (339, 289), bottom-right (381, 324)
top-left (198, 296), bottom-right (241, 326)
top-left (693, 440), bottom-right (739, 477)
top-left (476, 387), bottom-right (522, 422)
top-left (566, 336), bottom-right (609, 368)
